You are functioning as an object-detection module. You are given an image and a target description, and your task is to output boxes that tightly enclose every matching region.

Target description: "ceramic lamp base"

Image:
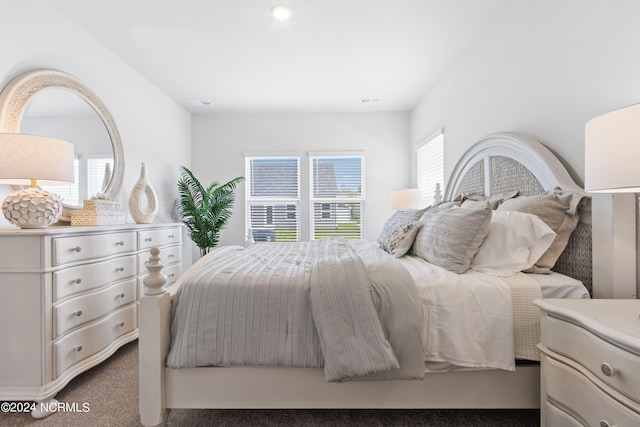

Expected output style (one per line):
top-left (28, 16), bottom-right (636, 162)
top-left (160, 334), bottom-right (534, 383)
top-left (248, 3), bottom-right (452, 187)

top-left (2, 187), bottom-right (63, 228)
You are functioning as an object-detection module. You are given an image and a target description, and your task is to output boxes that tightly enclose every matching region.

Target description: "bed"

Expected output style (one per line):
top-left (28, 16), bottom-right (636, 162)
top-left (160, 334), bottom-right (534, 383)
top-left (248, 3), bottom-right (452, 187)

top-left (138, 132), bottom-right (592, 426)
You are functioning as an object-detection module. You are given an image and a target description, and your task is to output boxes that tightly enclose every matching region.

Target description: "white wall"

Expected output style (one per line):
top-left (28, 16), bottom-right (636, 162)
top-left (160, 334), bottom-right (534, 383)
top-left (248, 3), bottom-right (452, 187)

top-left (410, 0), bottom-right (640, 297)
top-left (0, 1), bottom-right (191, 228)
top-left (191, 113), bottom-right (411, 249)
top-left (411, 0), bottom-right (640, 185)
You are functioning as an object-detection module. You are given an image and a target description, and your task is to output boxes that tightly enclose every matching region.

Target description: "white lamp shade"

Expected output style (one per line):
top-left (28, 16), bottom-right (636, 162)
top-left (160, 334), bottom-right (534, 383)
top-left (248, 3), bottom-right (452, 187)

top-left (585, 103), bottom-right (640, 193)
top-left (391, 188), bottom-right (421, 210)
top-left (0, 133), bottom-right (75, 185)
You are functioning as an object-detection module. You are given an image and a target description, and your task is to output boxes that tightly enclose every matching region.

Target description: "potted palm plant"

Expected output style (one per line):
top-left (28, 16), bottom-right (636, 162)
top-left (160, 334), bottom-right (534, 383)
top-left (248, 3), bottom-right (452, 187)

top-left (177, 166), bottom-right (243, 257)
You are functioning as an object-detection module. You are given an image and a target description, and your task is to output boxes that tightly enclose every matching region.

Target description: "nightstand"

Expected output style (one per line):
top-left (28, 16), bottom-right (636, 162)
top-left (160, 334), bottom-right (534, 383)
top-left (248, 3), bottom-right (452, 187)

top-left (535, 299), bottom-right (640, 427)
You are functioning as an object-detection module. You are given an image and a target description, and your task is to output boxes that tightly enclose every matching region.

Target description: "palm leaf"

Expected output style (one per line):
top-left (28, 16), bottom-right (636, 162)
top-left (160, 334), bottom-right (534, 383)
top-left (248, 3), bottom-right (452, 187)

top-left (177, 166), bottom-right (243, 256)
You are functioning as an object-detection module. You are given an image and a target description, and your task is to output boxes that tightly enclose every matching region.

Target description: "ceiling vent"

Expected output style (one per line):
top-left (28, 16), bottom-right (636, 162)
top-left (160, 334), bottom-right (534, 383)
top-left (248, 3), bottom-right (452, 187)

top-left (360, 97), bottom-right (381, 104)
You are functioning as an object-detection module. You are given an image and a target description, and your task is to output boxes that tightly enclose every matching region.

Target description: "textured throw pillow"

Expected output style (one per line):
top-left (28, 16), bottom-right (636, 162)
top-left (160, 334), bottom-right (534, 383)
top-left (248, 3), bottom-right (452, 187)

top-left (470, 210), bottom-right (557, 276)
top-left (377, 208), bottom-right (429, 257)
top-left (411, 207), bottom-right (492, 274)
top-left (378, 220), bottom-right (424, 257)
top-left (497, 188), bottom-right (587, 273)
top-left (377, 208), bottom-right (428, 245)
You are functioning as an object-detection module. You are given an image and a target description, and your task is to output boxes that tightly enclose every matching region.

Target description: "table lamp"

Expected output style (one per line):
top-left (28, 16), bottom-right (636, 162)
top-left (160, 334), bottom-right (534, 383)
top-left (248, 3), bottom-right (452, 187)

top-left (585, 103), bottom-right (640, 192)
top-left (391, 188), bottom-right (421, 210)
top-left (0, 133), bottom-right (75, 228)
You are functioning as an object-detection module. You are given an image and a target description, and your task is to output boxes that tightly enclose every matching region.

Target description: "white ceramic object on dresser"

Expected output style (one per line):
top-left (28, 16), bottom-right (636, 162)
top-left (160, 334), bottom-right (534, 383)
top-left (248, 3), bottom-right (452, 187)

top-left (535, 299), bottom-right (640, 427)
top-left (129, 162), bottom-right (159, 224)
top-left (0, 223), bottom-right (182, 418)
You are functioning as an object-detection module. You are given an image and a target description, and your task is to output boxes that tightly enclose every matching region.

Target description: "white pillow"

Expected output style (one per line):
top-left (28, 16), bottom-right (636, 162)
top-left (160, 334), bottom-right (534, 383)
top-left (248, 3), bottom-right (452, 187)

top-left (470, 210), bottom-right (556, 276)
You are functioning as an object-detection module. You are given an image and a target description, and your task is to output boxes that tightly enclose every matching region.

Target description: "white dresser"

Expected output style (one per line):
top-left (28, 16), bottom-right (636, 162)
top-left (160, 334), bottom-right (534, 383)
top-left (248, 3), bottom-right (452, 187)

top-left (535, 299), bottom-right (640, 427)
top-left (0, 223), bottom-right (183, 409)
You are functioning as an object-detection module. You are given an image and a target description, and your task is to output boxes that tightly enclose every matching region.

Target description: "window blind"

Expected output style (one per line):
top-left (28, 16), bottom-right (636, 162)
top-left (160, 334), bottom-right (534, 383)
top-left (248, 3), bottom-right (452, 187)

top-left (310, 155), bottom-right (364, 240)
top-left (245, 156), bottom-right (300, 242)
top-left (417, 130), bottom-right (444, 205)
top-left (87, 158), bottom-right (114, 199)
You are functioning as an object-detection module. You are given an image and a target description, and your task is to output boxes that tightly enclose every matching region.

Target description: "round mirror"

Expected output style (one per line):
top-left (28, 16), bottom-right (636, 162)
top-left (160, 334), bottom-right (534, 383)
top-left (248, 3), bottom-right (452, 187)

top-left (0, 69), bottom-right (124, 222)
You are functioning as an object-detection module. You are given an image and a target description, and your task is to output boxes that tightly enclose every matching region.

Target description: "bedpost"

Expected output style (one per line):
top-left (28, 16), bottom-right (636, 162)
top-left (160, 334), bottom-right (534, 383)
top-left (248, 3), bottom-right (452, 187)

top-left (433, 183), bottom-right (443, 205)
top-left (139, 247), bottom-right (171, 426)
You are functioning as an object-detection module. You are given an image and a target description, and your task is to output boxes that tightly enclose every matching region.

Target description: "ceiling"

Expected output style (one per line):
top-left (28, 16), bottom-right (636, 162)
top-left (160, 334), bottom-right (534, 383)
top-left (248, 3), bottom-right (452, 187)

top-left (46, 0), bottom-right (507, 114)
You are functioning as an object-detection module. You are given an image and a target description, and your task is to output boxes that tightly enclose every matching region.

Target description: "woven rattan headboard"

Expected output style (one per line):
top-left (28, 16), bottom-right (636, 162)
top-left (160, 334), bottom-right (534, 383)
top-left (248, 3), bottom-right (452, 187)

top-left (444, 132), bottom-right (592, 293)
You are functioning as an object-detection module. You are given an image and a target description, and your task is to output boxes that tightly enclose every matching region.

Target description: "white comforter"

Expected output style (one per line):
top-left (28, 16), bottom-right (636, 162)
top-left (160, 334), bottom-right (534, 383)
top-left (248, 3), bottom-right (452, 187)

top-left (399, 255), bottom-right (540, 371)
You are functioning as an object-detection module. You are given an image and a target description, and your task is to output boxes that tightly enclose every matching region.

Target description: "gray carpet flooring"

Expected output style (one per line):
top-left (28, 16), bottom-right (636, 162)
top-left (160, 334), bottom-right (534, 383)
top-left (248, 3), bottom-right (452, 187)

top-left (0, 341), bottom-right (540, 426)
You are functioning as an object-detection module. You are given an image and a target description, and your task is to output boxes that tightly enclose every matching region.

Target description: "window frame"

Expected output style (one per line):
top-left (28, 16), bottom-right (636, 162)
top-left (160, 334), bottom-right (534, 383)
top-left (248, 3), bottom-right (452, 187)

top-left (309, 152), bottom-right (365, 240)
top-left (244, 154), bottom-right (301, 242)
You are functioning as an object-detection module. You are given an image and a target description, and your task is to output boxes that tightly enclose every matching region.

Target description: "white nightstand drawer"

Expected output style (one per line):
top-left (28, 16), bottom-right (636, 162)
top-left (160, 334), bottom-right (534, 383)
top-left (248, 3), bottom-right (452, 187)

top-left (543, 313), bottom-right (640, 403)
top-left (53, 304), bottom-right (137, 378)
top-left (138, 227), bottom-right (182, 250)
top-left (543, 353), bottom-right (640, 426)
top-left (53, 232), bottom-right (136, 266)
top-left (54, 279), bottom-right (137, 338)
top-left (545, 401), bottom-right (582, 427)
top-left (137, 244), bottom-right (182, 272)
top-left (54, 255), bottom-right (137, 301)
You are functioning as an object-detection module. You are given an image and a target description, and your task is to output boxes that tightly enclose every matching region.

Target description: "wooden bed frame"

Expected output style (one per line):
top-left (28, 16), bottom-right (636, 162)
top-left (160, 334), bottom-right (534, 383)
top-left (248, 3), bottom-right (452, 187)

top-left (138, 132), bottom-right (591, 426)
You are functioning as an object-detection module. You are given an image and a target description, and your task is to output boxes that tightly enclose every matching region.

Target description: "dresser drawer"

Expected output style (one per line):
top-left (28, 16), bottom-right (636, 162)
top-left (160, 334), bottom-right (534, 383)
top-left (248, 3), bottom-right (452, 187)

top-left (137, 244), bottom-right (182, 272)
top-left (54, 279), bottom-right (137, 338)
top-left (543, 353), bottom-right (640, 426)
top-left (53, 232), bottom-right (136, 266)
top-left (545, 401), bottom-right (582, 427)
top-left (53, 255), bottom-right (137, 301)
top-left (53, 304), bottom-right (137, 378)
top-left (543, 313), bottom-right (640, 403)
top-left (163, 262), bottom-right (181, 285)
top-left (138, 227), bottom-right (182, 250)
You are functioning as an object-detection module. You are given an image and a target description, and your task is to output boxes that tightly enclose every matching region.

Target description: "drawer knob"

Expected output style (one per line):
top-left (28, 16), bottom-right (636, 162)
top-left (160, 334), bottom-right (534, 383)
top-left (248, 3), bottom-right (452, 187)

top-left (116, 267), bottom-right (125, 272)
top-left (600, 362), bottom-right (616, 377)
top-left (74, 345), bottom-right (83, 352)
top-left (600, 420), bottom-right (614, 427)
top-left (145, 237), bottom-right (153, 242)
top-left (118, 293), bottom-right (125, 298)
top-left (75, 310), bottom-right (83, 317)
top-left (117, 321), bottom-right (125, 327)
top-left (72, 278), bottom-right (82, 284)
top-left (116, 241), bottom-right (125, 246)
top-left (168, 234), bottom-right (175, 238)
top-left (168, 254), bottom-right (175, 259)
top-left (71, 246), bottom-right (82, 253)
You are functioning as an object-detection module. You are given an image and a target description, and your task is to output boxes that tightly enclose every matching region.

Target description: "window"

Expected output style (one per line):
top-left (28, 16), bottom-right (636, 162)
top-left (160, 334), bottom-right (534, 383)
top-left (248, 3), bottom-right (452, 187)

top-left (87, 158), bottom-right (115, 199)
top-left (245, 156), bottom-right (300, 242)
top-left (310, 153), bottom-right (364, 240)
top-left (417, 129), bottom-right (444, 205)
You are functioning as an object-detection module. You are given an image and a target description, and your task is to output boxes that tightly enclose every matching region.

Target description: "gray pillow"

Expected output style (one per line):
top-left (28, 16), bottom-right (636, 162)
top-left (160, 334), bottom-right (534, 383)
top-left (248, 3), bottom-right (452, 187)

top-left (411, 207), bottom-right (492, 273)
top-left (497, 188), bottom-right (586, 273)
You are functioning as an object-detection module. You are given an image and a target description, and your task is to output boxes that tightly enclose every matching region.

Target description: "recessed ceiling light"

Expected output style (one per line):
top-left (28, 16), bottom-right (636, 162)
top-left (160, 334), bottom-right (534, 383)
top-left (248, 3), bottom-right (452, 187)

top-left (188, 99), bottom-right (214, 107)
top-left (271, 5), bottom-right (292, 21)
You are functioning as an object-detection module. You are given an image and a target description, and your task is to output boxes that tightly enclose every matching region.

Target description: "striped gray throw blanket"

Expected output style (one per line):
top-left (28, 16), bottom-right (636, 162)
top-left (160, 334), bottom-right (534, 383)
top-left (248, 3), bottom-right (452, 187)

top-left (166, 238), bottom-right (424, 382)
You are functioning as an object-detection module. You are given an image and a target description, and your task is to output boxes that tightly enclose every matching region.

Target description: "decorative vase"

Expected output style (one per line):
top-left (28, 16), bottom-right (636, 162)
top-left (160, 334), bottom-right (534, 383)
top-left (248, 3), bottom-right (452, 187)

top-left (129, 162), bottom-right (158, 224)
